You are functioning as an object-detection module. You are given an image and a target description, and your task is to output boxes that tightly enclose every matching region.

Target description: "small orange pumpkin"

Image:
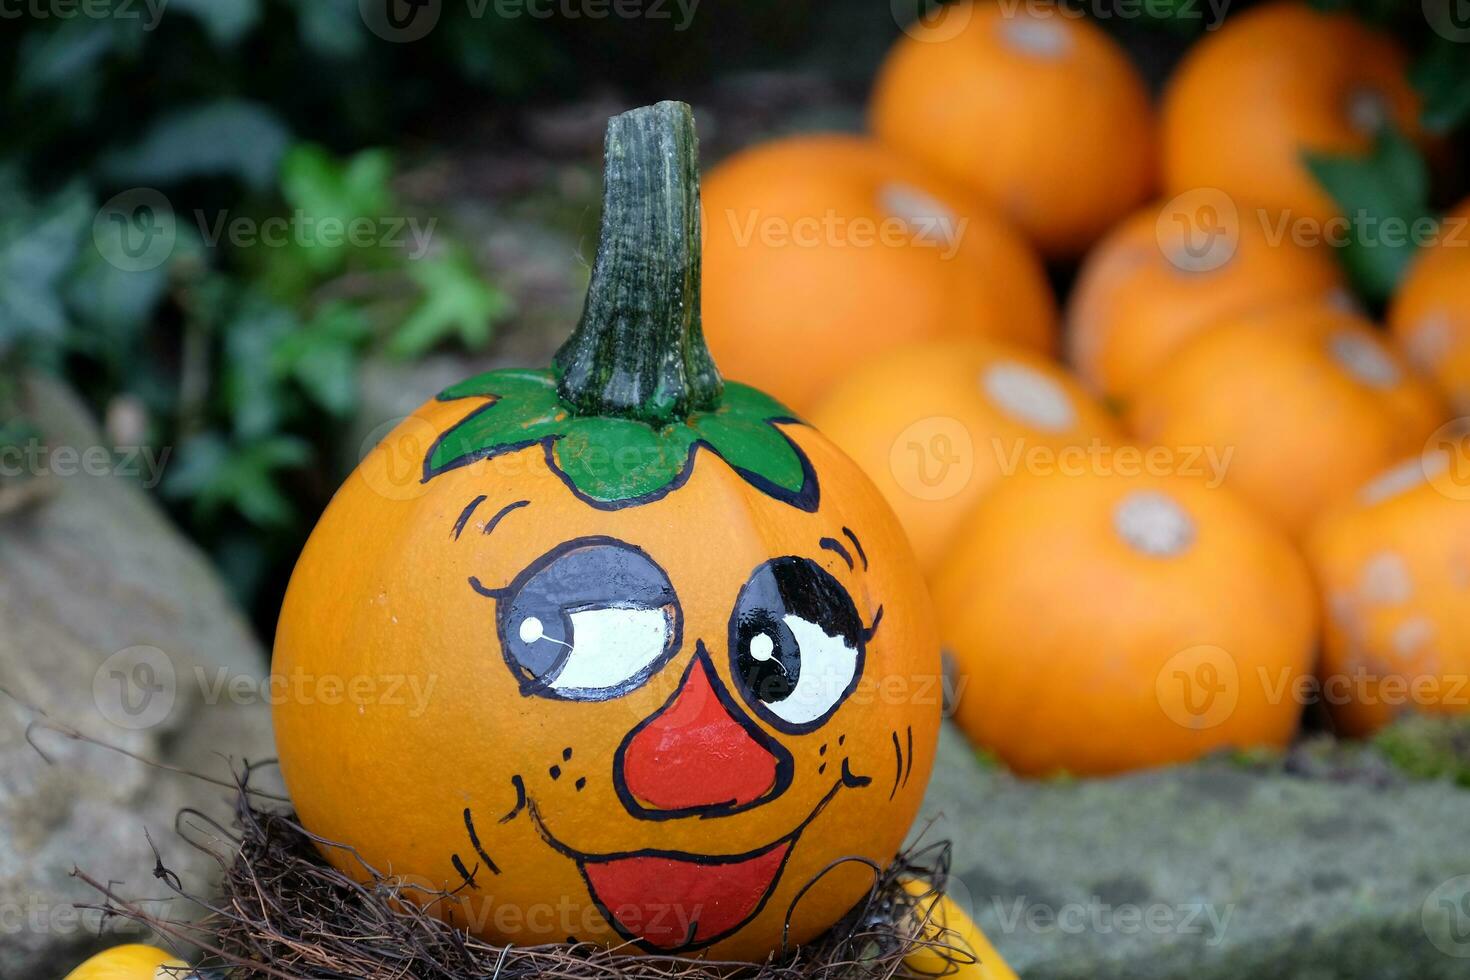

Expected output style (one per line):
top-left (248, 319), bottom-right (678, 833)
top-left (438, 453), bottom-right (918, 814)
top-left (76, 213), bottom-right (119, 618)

top-left (1390, 197), bottom-right (1470, 413)
top-left (1068, 199), bottom-right (1347, 404)
top-left (870, 0), bottom-right (1156, 257)
top-left (700, 134), bottom-right (1056, 413)
top-left (809, 338), bottom-right (1120, 576)
top-left (1162, 1), bottom-right (1420, 227)
top-left (272, 104), bottom-right (940, 961)
top-left (1306, 441), bottom-right (1470, 736)
top-left (932, 467), bottom-right (1316, 776)
top-left (1128, 306), bottom-right (1447, 536)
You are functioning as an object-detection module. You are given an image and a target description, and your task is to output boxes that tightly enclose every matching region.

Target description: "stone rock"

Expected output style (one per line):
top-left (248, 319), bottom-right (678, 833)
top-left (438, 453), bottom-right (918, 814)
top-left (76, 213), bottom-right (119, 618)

top-left (919, 722), bottom-right (1470, 980)
top-left (0, 377), bottom-right (276, 977)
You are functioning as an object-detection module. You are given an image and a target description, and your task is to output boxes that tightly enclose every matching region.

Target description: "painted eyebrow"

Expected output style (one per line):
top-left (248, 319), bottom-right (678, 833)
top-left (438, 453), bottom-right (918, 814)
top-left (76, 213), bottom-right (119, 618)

top-left (819, 536), bottom-right (854, 570)
top-left (453, 497), bottom-right (530, 540)
top-left (841, 526), bottom-right (868, 570)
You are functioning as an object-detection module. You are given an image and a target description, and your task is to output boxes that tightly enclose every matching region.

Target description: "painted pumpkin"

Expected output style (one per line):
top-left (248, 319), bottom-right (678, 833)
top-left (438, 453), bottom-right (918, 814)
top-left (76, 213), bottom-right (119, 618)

top-left (272, 103), bottom-right (940, 962)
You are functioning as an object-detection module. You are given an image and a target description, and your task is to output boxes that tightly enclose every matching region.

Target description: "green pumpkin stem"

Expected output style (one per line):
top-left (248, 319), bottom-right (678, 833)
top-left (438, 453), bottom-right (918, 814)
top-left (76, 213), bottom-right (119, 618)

top-left (554, 101), bottom-right (723, 426)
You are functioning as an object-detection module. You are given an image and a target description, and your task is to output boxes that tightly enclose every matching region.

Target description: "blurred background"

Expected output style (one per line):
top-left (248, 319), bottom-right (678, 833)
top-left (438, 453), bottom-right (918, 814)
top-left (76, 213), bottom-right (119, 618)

top-left (4, 1), bottom-right (1470, 977)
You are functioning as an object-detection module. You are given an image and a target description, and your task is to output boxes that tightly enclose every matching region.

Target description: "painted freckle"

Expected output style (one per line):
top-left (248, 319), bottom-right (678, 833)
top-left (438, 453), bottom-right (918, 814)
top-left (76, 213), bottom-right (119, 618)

top-left (563, 747), bottom-right (573, 761)
top-left (575, 776), bottom-right (587, 791)
top-left (549, 765), bottom-right (561, 780)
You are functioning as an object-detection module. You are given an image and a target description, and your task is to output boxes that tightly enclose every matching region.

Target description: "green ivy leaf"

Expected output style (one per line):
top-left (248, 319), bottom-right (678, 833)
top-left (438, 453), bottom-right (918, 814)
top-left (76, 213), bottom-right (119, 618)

top-left (425, 370), bottom-right (813, 508)
top-left (1414, 37), bottom-right (1470, 134)
top-left (0, 182), bottom-right (94, 353)
top-left (280, 144), bottom-right (396, 274)
top-left (387, 249), bottom-right (514, 360)
top-left (101, 100), bottom-right (291, 192)
top-left (272, 302), bottom-right (372, 416)
top-left (1304, 125), bottom-right (1432, 304)
top-left (168, 0), bottom-right (262, 45)
top-left (163, 431), bottom-right (312, 528)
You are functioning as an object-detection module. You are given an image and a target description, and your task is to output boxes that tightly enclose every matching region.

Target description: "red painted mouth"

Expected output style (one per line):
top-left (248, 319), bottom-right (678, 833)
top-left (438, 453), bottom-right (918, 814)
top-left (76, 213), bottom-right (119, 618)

top-left (581, 840), bottom-right (792, 950)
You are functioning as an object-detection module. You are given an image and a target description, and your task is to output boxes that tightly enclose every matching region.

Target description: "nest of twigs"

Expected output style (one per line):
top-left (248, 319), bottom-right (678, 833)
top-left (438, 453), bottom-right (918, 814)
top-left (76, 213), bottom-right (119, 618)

top-left (78, 763), bottom-right (964, 980)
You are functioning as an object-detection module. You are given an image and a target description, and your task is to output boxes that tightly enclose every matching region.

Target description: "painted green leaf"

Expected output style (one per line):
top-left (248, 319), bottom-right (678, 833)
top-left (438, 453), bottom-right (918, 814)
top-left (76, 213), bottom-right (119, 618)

top-left (424, 370), bottom-right (815, 509)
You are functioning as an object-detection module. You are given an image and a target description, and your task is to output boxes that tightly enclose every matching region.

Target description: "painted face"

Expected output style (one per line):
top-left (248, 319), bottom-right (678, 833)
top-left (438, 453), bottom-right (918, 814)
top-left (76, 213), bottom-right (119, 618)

top-left (272, 373), bottom-right (941, 961)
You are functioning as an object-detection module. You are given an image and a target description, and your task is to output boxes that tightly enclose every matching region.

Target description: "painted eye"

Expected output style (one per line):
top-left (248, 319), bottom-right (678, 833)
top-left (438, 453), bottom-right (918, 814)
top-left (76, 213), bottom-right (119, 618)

top-left (497, 538), bottom-right (681, 701)
top-left (728, 557), bottom-right (866, 732)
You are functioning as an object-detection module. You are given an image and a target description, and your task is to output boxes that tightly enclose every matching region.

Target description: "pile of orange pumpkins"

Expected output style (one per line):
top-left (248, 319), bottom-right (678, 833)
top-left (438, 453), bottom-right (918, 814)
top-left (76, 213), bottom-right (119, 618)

top-left (700, 0), bottom-right (1470, 776)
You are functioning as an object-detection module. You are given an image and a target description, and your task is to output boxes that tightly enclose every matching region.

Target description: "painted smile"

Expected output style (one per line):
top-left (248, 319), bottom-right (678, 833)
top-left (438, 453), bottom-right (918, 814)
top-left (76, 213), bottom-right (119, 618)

top-left (527, 763), bottom-right (870, 951)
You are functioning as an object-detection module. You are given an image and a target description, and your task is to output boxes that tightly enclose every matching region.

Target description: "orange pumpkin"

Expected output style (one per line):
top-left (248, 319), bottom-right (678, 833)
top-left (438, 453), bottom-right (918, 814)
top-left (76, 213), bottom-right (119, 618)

top-left (700, 134), bottom-right (1056, 413)
top-left (870, 0), bottom-right (1156, 257)
top-left (809, 338), bottom-right (1120, 575)
top-left (272, 104), bottom-right (940, 961)
top-left (62, 945), bottom-right (190, 980)
top-left (1068, 198), bottom-right (1347, 404)
top-left (1390, 197), bottom-right (1470, 413)
top-left (932, 468), bottom-right (1316, 776)
top-left (1162, 1), bottom-right (1420, 227)
top-left (1306, 440), bottom-right (1470, 736)
top-left (1128, 306), bottom-right (1448, 536)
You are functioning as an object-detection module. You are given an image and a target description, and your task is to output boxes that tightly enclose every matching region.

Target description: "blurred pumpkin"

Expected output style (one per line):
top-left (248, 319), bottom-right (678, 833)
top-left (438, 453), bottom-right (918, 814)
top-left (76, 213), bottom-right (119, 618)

top-left (1068, 198), bottom-right (1347, 404)
top-left (1306, 442), bottom-right (1470, 736)
top-left (809, 338), bottom-right (1119, 576)
top-left (1390, 197), bottom-right (1470, 413)
top-left (870, 0), bottom-right (1155, 257)
top-left (933, 468), bottom-right (1316, 776)
top-left (1162, 1), bottom-right (1420, 227)
top-left (701, 134), bottom-right (1056, 413)
top-left (63, 945), bottom-right (189, 980)
top-left (1128, 306), bottom-right (1447, 536)
top-left (272, 104), bottom-right (941, 961)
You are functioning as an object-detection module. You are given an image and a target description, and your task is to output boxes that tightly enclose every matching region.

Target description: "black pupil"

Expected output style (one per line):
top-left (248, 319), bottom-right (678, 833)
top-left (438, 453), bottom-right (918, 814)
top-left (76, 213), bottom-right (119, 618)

top-left (731, 557), bottom-right (863, 707)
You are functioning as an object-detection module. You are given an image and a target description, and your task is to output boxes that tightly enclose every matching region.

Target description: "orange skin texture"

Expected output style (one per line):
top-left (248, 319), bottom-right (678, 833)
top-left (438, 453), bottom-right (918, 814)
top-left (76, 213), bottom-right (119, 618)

top-left (1128, 306), bottom-right (1448, 537)
top-left (700, 135), bottom-right (1056, 414)
top-left (932, 469), bottom-right (1316, 777)
top-left (1162, 1), bottom-right (1420, 227)
top-left (1390, 197), bottom-right (1470, 414)
top-left (271, 398), bottom-right (940, 961)
top-left (1306, 447), bottom-right (1470, 737)
top-left (1068, 201), bottom-right (1346, 403)
top-left (870, 0), bottom-right (1156, 258)
top-left (809, 338), bottom-right (1120, 576)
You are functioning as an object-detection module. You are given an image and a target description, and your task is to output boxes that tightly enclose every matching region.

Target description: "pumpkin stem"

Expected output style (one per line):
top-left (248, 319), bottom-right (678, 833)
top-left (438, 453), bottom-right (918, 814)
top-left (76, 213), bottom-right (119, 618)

top-left (554, 101), bottom-right (723, 426)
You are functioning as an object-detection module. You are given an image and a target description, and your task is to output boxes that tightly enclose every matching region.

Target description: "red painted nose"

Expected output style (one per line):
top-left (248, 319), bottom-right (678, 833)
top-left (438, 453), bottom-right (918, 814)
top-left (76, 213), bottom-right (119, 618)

top-left (615, 649), bottom-right (792, 819)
